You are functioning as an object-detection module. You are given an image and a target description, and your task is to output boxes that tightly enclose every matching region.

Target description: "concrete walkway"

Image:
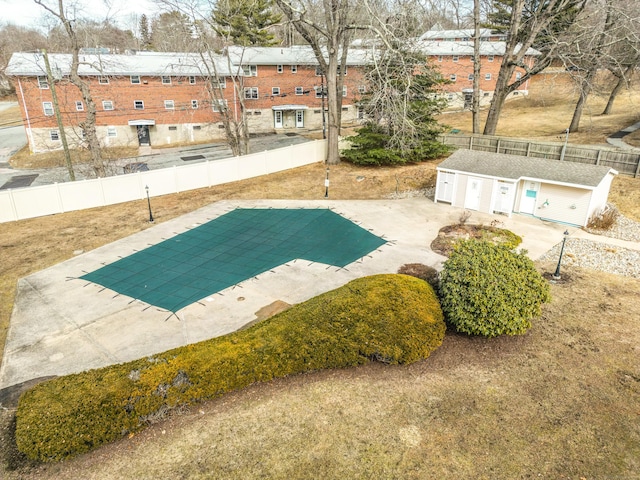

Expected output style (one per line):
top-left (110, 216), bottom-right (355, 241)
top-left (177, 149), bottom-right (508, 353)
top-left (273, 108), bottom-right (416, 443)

top-left (0, 199), bottom-right (573, 393)
top-left (606, 121), bottom-right (640, 150)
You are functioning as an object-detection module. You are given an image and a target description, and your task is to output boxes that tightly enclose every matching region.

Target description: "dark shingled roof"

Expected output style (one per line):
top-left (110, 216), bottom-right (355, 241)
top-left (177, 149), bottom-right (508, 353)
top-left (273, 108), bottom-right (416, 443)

top-left (438, 149), bottom-right (615, 187)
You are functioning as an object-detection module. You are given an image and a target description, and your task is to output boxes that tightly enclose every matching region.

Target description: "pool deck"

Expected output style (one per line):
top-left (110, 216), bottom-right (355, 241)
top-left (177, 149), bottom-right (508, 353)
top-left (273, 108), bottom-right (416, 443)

top-left (0, 198), bottom-right (573, 393)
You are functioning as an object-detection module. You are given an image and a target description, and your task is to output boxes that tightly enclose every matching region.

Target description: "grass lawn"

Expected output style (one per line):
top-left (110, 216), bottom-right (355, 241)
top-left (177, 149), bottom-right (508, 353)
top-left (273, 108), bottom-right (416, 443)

top-left (1, 72), bottom-right (640, 478)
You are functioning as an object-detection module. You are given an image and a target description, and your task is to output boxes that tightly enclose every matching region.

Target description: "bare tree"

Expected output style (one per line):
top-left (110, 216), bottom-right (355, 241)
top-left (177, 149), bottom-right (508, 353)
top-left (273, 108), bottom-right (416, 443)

top-left (482, 0), bottom-right (587, 136)
top-left (273, 0), bottom-right (366, 165)
top-left (35, 0), bottom-right (105, 177)
top-left (0, 24), bottom-right (47, 95)
top-left (472, 0), bottom-right (481, 133)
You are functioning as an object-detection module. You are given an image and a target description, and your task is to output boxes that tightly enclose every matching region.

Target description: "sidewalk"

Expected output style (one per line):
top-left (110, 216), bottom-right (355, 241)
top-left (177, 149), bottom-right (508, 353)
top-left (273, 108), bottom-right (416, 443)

top-left (606, 121), bottom-right (640, 150)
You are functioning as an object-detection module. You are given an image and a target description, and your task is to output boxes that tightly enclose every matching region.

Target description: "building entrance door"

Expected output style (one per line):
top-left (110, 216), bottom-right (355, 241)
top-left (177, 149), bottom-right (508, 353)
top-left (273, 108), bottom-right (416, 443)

top-left (137, 125), bottom-right (150, 146)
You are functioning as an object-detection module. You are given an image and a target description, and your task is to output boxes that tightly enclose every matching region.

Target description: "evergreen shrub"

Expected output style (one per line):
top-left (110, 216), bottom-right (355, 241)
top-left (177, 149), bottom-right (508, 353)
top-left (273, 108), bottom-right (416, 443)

top-left (439, 240), bottom-right (550, 337)
top-left (15, 274), bottom-right (445, 462)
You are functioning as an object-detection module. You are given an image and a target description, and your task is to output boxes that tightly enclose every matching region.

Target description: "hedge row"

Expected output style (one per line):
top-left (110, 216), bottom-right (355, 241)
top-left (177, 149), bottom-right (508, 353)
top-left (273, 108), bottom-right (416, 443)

top-left (15, 274), bottom-right (446, 462)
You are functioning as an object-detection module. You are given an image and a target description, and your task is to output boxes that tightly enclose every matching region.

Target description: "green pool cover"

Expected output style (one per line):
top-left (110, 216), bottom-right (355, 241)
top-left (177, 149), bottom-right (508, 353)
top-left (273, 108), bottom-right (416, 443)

top-left (81, 208), bottom-right (386, 312)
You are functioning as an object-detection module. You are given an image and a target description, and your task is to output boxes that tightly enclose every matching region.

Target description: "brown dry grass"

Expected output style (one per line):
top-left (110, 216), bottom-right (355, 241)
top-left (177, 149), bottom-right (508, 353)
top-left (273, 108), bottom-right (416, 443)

top-left (2, 266), bottom-right (639, 479)
top-left (2, 74), bottom-right (640, 478)
top-left (0, 105), bottom-right (21, 128)
top-left (439, 71), bottom-right (640, 145)
top-left (9, 145), bottom-right (140, 169)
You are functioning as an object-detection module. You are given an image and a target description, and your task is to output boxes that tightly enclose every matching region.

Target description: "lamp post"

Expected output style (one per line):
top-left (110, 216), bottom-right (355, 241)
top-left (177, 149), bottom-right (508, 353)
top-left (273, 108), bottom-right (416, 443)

top-left (324, 167), bottom-right (330, 198)
top-left (553, 230), bottom-right (570, 280)
top-left (145, 185), bottom-right (154, 223)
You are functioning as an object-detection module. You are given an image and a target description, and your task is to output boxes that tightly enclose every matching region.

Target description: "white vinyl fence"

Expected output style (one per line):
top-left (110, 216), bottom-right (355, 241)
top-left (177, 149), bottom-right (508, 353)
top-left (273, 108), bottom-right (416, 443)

top-left (0, 140), bottom-right (327, 223)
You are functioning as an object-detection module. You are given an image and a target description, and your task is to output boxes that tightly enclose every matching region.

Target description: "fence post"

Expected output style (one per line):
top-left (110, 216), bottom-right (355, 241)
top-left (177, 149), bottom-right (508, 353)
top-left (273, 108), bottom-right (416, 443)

top-left (526, 142), bottom-right (531, 157)
top-left (8, 189), bottom-right (18, 221)
top-left (634, 155), bottom-right (640, 178)
top-left (595, 150), bottom-right (602, 166)
top-left (496, 138), bottom-right (501, 154)
top-left (469, 135), bottom-right (474, 150)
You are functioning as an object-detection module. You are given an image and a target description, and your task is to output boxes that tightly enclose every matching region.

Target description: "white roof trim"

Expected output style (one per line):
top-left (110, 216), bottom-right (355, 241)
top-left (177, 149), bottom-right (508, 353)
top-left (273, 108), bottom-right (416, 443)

top-left (128, 119), bottom-right (156, 126)
top-left (271, 105), bottom-right (309, 111)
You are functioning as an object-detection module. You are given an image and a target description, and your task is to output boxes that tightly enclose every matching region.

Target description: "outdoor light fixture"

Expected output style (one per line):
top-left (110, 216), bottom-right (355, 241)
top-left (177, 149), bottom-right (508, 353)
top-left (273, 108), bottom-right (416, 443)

top-left (552, 230), bottom-right (570, 280)
top-left (145, 185), bottom-right (154, 223)
top-left (324, 167), bottom-right (330, 198)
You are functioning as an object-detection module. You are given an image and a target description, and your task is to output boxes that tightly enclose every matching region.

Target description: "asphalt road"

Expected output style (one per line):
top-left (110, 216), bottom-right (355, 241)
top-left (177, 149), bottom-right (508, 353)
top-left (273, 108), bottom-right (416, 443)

top-left (0, 112), bottom-right (313, 189)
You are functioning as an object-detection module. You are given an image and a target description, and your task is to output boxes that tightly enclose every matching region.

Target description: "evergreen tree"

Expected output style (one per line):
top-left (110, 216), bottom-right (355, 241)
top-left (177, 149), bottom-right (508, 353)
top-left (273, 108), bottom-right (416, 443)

top-left (139, 14), bottom-right (151, 50)
top-left (343, 48), bottom-right (449, 166)
top-left (212, 0), bottom-right (282, 46)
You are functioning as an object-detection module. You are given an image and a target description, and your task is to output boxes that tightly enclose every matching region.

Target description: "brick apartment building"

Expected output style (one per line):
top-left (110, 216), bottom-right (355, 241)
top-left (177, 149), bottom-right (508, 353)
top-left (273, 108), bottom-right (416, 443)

top-left (7, 35), bottom-right (539, 153)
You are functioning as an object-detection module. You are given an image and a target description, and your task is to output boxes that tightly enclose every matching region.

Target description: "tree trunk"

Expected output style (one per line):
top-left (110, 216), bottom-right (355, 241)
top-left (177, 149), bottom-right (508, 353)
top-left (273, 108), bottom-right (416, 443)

top-left (472, 0), bottom-right (481, 134)
top-left (483, 63), bottom-right (515, 135)
top-left (569, 70), bottom-right (595, 133)
top-left (602, 65), bottom-right (633, 115)
top-left (325, 54), bottom-right (341, 165)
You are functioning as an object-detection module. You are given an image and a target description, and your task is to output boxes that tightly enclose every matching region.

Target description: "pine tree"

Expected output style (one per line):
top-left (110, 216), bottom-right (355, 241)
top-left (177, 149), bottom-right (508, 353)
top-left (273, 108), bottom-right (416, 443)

top-left (139, 14), bottom-right (151, 50)
top-left (212, 0), bottom-right (281, 46)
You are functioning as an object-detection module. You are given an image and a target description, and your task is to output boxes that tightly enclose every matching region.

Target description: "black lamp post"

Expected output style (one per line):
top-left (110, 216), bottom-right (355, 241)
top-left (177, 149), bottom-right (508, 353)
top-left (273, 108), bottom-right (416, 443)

top-left (553, 230), bottom-right (570, 280)
top-left (145, 185), bottom-right (154, 223)
top-left (324, 167), bottom-right (330, 198)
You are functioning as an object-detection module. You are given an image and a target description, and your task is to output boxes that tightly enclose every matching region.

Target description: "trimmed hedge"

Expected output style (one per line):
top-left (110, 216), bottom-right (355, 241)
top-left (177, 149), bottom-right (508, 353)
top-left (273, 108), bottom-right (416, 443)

top-left (439, 240), bottom-right (550, 337)
top-left (15, 274), bottom-right (445, 462)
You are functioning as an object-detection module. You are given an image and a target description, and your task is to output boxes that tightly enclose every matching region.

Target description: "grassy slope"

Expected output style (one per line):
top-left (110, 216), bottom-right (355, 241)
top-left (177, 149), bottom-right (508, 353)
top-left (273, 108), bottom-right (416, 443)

top-left (2, 73), bottom-right (640, 478)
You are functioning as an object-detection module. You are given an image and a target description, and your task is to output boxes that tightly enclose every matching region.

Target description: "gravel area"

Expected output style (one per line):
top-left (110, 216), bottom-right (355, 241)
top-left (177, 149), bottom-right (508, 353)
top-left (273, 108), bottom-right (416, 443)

top-left (539, 238), bottom-right (640, 278)
top-left (584, 210), bottom-right (640, 242)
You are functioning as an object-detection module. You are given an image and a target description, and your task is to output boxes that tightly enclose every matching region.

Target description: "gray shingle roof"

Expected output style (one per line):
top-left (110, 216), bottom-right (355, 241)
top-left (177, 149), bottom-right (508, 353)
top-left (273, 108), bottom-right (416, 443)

top-left (6, 52), bottom-right (233, 77)
top-left (438, 149), bottom-right (615, 187)
top-left (226, 45), bottom-right (371, 66)
top-left (417, 40), bottom-right (541, 57)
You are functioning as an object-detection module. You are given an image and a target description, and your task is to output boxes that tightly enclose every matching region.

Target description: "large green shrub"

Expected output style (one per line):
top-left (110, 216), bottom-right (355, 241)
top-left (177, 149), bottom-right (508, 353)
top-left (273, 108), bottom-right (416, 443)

top-left (439, 240), bottom-right (550, 337)
top-left (15, 274), bottom-right (445, 462)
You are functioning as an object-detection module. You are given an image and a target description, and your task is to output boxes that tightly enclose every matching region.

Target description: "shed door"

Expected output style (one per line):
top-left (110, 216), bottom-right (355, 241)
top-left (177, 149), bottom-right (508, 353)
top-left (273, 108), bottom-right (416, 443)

top-left (520, 181), bottom-right (540, 214)
top-left (464, 177), bottom-right (483, 211)
top-left (437, 171), bottom-right (455, 203)
top-left (494, 182), bottom-right (516, 214)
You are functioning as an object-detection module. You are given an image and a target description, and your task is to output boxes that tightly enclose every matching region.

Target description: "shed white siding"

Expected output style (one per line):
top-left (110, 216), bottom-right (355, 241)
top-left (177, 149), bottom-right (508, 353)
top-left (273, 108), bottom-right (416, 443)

top-left (534, 183), bottom-right (592, 226)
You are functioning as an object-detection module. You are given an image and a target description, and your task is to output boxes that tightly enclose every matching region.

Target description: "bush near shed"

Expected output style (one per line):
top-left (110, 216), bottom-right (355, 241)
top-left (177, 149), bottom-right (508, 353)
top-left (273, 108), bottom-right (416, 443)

top-left (439, 240), bottom-right (550, 337)
top-left (15, 274), bottom-right (445, 462)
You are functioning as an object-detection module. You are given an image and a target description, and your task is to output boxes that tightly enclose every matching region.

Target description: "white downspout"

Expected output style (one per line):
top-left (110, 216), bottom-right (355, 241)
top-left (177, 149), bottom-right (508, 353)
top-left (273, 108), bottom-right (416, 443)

top-left (16, 77), bottom-right (35, 153)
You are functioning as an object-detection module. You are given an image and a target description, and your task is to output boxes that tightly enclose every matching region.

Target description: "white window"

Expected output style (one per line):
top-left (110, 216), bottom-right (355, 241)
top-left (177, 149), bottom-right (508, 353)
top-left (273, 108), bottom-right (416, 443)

top-left (212, 99), bottom-right (228, 112)
top-left (468, 74), bottom-right (474, 81)
top-left (272, 87), bottom-right (280, 96)
top-left (437, 55), bottom-right (443, 63)
top-left (515, 72), bottom-right (522, 81)
top-left (485, 73), bottom-right (492, 80)
top-left (277, 64), bottom-right (283, 73)
top-left (102, 100), bottom-right (114, 110)
top-left (295, 86), bottom-right (304, 95)
top-left (452, 56), bottom-right (459, 63)
top-left (242, 65), bottom-right (257, 77)
top-left (358, 85), bottom-right (366, 94)
top-left (342, 86), bottom-right (347, 97)
top-left (50, 130), bottom-right (59, 141)
top-left (315, 66), bottom-right (322, 76)
top-left (161, 76), bottom-right (171, 84)
top-left (488, 55), bottom-right (494, 62)
top-left (107, 126), bottom-right (117, 137)
top-left (337, 65), bottom-right (347, 76)
top-left (244, 87), bottom-right (258, 99)
top-left (38, 76), bottom-right (49, 89)
top-left (130, 75), bottom-right (141, 84)
top-left (357, 106), bottom-right (365, 119)
top-left (75, 101), bottom-right (84, 111)
top-left (99, 76), bottom-right (109, 84)
top-left (291, 65), bottom-right (297, 73)
top-left (189, 76), bottom-right (196, 84)
top-left (191, 99), bottom-right (198, 109)
top-left (447, 93), bottom-right (454, 100)
top-left (164, 100), bottom-right (175, 110)
top-left (315, 86), bottom-right (326, 98)
top-left (134, 100), bottom-right (144, 110)
top-left (218, 77), bottom-right (227, 88)
top-left (43, 102), bottom-right (54, 116)
top-left (450, 74), bottom-right (457, 82)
